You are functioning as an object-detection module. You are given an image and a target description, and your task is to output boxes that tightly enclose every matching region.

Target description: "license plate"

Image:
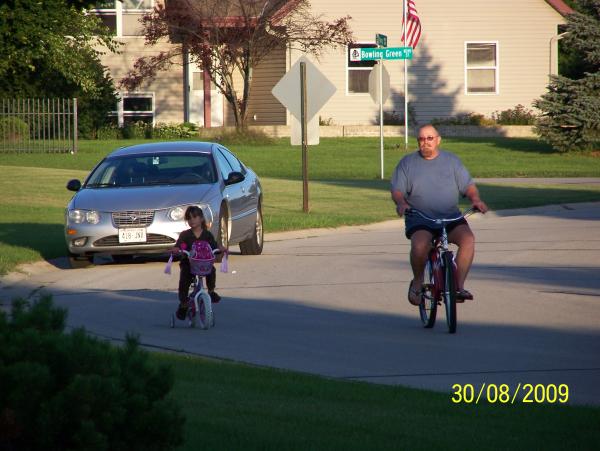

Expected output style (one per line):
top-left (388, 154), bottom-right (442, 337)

top-left (118, 228), bottom-right (147, 243)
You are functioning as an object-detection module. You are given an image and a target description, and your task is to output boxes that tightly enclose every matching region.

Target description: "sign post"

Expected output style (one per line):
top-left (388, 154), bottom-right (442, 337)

top-left (360, 44), bottom-right (411, 179)
top-left (272, 56), bottom-right (336, 213)
top-left (300, 62), bottom-right (309, 213)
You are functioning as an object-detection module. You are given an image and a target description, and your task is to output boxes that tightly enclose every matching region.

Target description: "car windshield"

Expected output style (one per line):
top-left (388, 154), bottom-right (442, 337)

top-left (85, 153), bottom-right (217, 188)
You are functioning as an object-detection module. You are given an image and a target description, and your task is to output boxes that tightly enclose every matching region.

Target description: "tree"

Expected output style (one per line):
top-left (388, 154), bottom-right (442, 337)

top-left (0, 0), bottom-right (119, 96)
top-left (120, 0), bottom-right (353, 129)
top-left (534, 0), bottom-right (600, 152)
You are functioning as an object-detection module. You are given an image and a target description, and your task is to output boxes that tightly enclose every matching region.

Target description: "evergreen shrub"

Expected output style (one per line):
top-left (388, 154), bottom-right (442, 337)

top-left (0, 296), bottom-right (184, 451)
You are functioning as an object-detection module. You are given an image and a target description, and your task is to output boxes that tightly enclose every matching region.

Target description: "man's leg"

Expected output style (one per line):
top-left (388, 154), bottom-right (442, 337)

top-left (448, 223), bottom-right (475, 291)
top-left (409, 229), bottom-right (433, 296)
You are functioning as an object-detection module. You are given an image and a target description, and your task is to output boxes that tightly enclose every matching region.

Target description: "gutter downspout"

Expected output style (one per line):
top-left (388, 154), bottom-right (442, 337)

top-left (183, 44), bottom-right (190, 123)
top-left (549, 32), bottom-right (569, 83)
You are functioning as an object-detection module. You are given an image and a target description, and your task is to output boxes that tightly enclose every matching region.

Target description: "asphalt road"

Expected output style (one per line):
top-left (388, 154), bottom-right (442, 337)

top-left (2, 202), bottom-right (599, 406)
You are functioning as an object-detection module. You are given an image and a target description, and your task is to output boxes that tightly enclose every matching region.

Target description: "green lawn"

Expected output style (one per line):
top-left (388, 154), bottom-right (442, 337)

top-left (1, 136), bottom-right (599, 178)
top-left (2, 139), bottom-right (599, 448)
top-left (1, 136), bottom-right (599, 274)
top-left (151, 352), bottom-right (599, 450)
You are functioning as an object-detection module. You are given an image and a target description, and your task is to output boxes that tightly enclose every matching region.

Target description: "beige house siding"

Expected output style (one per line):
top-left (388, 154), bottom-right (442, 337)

top-left (97, 0), bottom-right (567, 127)
top-left (224, 45), bottom-right (287, 126)
top-left (412, 0), bottom-right (566, 123)
top-left (99, 38), bottom-right (184, 124)
top-left (292, 0), bottom-right (566, 125)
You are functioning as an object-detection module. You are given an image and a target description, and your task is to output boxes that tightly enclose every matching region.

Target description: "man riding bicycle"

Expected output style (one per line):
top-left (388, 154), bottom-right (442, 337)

top-left (391, 124), bottom-right (488, 306)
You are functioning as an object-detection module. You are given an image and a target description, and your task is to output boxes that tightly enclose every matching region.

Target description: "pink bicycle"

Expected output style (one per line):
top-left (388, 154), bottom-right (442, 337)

top-left (169, 248), bottom-right (221, 329)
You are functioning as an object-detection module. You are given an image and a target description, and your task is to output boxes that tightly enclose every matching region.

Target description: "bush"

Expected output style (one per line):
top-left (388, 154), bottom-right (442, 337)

top-left (319, 116), bottom-right (334, 126)
top-left (0, 295), bottom-right (184, 451)
top-left (372, 103), bottom-right (417, 127)
top-left (151, 122), bottom-right (199, 139)
top-left (122, 121), bottom-right (152, 139)
top-left (197, 127), bottom-right (275, 145)
top-left (431, 113), bottom-right (496, 126)
top-left (492, 104), bottom-right (538, 125)
top-left (0, 117), bottom-right (30, 141)
top-left (96, 124), bottom-right (123, 140)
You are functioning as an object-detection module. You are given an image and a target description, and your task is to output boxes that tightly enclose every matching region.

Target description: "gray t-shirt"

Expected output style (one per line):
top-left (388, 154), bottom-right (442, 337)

top-left (391, 150), bottom-right (473, 222)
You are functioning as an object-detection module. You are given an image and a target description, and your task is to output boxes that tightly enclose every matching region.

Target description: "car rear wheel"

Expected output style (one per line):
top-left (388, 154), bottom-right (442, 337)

top-left (239, 205), bottom-right (263, 255)
top-left (68, 252), bottom-right (94, 269)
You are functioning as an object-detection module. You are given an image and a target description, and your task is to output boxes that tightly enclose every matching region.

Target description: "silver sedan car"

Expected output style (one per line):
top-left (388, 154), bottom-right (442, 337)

top-left (65, 141), bottom-right (263, 267)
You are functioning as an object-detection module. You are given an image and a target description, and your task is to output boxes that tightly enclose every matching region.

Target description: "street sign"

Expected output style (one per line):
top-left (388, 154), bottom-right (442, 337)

top-left (376, 33), bottom-right (387, 48)
top-left (271, 56), bottom-right (336, 122)
top-left (368, 63), bottom-right (390, 104)
top-left (350, 46), bottom-right (413, 62)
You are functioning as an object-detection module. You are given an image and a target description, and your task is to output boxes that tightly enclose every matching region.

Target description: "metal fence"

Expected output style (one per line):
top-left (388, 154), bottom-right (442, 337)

top-left (0, 98), bottom-right (78, 153)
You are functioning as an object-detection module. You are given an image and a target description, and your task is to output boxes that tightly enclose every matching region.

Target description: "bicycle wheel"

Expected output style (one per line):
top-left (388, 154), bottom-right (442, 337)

top-left (197, 292), bottom-right (213, 330)
top-left (188, 297), bottom-right (197, 328)
top-left (419, 255), bottom-right (438, 328)
top-left (442, 252), bottom-right (457, 333)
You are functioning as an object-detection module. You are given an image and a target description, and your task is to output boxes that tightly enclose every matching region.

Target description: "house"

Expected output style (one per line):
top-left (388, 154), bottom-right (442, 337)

top-left (94, 0), bottom-right (573, 128)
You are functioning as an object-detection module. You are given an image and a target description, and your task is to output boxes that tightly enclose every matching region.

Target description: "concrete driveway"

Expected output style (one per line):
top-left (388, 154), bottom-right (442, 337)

top-left (2, 202), bottom-right (599, 406)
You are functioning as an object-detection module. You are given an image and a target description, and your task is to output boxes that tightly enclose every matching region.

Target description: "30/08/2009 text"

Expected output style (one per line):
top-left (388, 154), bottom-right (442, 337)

top-left (451, 383), bottom-right (569, 404)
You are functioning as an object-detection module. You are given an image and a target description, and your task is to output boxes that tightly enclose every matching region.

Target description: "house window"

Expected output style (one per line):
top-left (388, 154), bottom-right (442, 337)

top-left (92, 1), bottom-right (117, 34)
top-left (347, 43), bottom-right (377, 94)
top-left (465, 42), bottom-right (498, 94)
top-left (90, 1), bottom-right (152, 37)
top-left (110, 93), bottom-right (155, 126)
top-left (122, 0), bottom-right (152, 36)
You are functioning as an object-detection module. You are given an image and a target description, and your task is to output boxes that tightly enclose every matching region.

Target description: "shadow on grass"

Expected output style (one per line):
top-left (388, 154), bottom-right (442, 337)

top-left (314, 180), bottom-right (600, 215)
top-left (443, 136), bottom-right (559, 155)
top-left (0, 222), bottom-right (67, 263)
top-left (10, 276), bottom-right (600, 412)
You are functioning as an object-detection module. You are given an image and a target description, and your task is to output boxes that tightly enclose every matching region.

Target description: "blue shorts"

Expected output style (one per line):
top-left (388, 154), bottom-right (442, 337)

top-left (405, 217), bottom-right (468, 239)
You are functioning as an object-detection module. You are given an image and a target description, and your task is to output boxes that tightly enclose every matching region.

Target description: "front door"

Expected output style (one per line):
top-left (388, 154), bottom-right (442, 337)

top-left (188, 62), bottom-right (223, 127)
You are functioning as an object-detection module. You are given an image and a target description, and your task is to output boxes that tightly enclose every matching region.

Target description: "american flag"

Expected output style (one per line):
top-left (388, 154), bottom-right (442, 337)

top-left (402, 0), bottom-right (422, 48)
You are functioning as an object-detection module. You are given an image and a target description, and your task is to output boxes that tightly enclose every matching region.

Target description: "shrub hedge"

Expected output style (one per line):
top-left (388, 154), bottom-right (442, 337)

top-left (0, 295), bottom-right (184, 451)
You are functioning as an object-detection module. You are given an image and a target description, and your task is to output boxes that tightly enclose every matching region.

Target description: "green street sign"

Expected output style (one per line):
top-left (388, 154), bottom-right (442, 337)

top-left (351, 47), bottom-right (413, 61)
top-left (376, 33), bottom-right (387, 48)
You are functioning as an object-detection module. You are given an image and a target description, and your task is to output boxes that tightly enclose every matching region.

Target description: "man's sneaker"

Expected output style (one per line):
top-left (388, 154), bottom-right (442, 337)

top-left (209, 291), bottom-right (222, 303)
top-left (456, 289), bottom-right (474, 302)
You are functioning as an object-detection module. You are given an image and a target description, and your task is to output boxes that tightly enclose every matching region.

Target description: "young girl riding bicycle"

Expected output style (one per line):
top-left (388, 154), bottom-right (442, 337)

top-left (170, 206), bottom-right (226, 320)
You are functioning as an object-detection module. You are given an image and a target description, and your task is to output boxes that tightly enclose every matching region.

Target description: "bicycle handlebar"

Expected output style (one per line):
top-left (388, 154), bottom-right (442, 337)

top-left (180, 248), bottom-right (222, 257)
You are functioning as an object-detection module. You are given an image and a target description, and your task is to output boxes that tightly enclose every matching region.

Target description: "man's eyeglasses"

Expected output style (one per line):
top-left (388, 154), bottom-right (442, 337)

top-left (417, 135), bottom-right (438, 143)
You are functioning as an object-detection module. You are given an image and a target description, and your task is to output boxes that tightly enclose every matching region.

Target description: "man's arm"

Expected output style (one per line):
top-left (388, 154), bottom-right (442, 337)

top-left (391, 189), bottom-right (410, 217)
top-left (464, 184), bottom-right (488, 213)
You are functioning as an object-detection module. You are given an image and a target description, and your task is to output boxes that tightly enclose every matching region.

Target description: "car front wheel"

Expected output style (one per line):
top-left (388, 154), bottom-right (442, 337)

top-left (240, 206), bottom-right (263, 255)
top-left (216, 206), bottom-right (229, 262)
top-left (68, 252), bottom-right (94, 269)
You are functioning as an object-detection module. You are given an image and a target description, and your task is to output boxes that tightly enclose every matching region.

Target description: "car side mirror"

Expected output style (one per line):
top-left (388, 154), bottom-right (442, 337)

top-left (225, 171), bottom-right (245, 186)
top-left (67, 179), bottom-right (81, 192)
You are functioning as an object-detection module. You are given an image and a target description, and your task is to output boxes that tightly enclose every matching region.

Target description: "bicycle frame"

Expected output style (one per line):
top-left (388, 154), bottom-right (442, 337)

top-left (170, 248), bottom-right (220, 329)
top-left (407, 208), bottom-right (477, 333)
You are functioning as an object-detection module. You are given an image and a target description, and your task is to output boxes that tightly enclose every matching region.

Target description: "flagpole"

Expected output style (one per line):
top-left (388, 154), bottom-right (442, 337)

top-left (403, 0), bottom-right (409, 151)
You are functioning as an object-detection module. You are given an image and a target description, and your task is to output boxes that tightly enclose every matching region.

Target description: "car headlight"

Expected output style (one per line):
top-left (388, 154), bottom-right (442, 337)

top-left (86, 210), bottom-right (100, 224)
top-left (68, 209), bottom-right (100, 224)
top-left (168, 206), bottom-right (185, 221)
top-left (168, 204), bottom-right (213, 224)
